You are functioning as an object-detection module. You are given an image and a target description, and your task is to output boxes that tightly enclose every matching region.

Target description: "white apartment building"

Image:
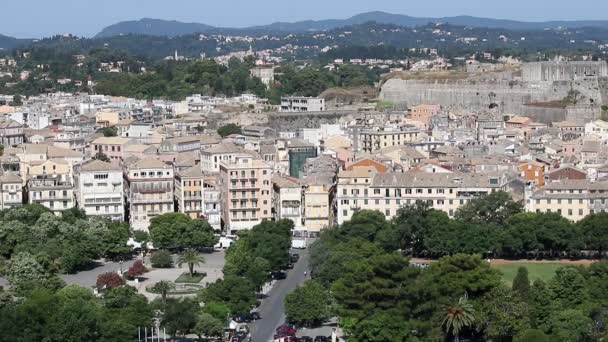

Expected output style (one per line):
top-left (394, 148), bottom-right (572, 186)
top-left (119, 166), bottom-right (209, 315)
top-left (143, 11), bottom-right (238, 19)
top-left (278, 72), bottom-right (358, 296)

top-left (77, 160), bottom-right (124, 221)
top-left (1, 173), bottom-right (23, 210)
top-left (272, 175), bottom-right (303, 229)
top-left (585, 120), bottom-right (608, 141)
top-left (124, 158), bottom-right (174, 231)
top-left (280, 97), bottom-right (325, 112)
top-left (200, 142), bottom-right (247, 173)
top-left (338, 171), bottom-right (509, 223)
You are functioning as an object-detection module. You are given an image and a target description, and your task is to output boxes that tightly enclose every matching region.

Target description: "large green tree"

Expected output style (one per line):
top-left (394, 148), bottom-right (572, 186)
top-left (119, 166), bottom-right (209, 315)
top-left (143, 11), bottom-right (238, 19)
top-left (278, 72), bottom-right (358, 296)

top-left (149, 213), bottom-right (217, 250)
top-left (285, 280), bottom-right (332, 327)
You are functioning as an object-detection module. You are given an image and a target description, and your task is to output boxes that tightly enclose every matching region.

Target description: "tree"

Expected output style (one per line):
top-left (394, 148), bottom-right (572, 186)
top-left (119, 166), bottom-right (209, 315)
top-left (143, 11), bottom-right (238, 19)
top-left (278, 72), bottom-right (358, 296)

top-left (512, 266), bottom-right (531, 299)
top-left (476, 286), bottom-right (531, 341)
top-left (545, 309), bottom-right (593, 342)
top-left (177, 249), bottom-right (206, 277)
top-left (455, 191), bottom-right (523, 226)
top-left (514, 329), bottom-right (550, 342)
top-left (96, 272), bottom-right (124, 290)
top-left (11, 95), bottom-right (22, 106)
top-left (549, 267), bottom-right (589, 307)
top-left (101, 126), bottom-right (118, 137)
top-left (578, 213), bottom-right (608, 256)
top-left (200, 276), bottom-right (256, 315)
top-left (195, 312), bottom-right (225, 339)
top-left (126, 260), bottom-right (147, 279)
top-left (149, 213), bottom-right (217, 250)
top-left (217, 123), bottom-right (242, 137)
top-left (442, 294), bottom-right (475, 342)
top-left (150, 250), bottom-right (173, 268)
top-left (151, 281), bottom-right (175, 304)
top-left (285, 280), bottom-right (332, 327)
top-left (47, 286), bottom-right (101, 342)
top-left (94, 152), bottom-right (111, 163)
top-left (161, 298), bottom-right (198, 338)
top-left (6, 252), bottom-right (64, 295)
top-left (133, 230), bottom-right (151, 257)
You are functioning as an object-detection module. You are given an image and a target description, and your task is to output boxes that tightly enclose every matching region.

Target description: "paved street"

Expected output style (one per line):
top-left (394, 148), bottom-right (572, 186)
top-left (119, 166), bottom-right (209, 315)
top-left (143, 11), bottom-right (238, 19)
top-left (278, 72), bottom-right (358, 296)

top-left (249, 248), bottom-right (310, 342)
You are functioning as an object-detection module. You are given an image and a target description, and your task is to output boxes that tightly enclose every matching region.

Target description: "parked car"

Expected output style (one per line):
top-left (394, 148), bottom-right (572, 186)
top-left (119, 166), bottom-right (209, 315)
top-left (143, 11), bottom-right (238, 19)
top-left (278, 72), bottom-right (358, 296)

top-left (285, 262), bottom-right (294, 269)
top-left (299, 336), bottom-right (314, 342)
top-left (271, 271), bottom-right (287, 280)
top-left (233, 312), bottom-right (260, 323)
top-left (250, 311), bottom-right (261, 320)
top-left (276, 324), bottom-right (297, 335)
top-left (314, 336), bottom-right (329, 342)
top-left (290, 254), bottom-right (300, 263)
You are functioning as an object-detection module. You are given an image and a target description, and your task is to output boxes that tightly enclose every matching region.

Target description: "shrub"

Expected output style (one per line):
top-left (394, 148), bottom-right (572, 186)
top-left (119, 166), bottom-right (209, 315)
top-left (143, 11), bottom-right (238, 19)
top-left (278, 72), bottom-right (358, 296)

top-left (126, 260), bottom-right (147, 279)
top-left (96, 272), bottom-right (124, 290)
top-left (150, 250), bottom-right (173, 268)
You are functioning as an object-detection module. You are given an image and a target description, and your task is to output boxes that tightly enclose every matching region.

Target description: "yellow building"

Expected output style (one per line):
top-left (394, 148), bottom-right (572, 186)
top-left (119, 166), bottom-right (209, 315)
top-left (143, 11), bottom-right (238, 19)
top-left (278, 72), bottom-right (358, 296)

top-left (302, 174), bottom-right (335, 234)
top-left (526, 179), bottom-right (608, 222)
top-left (359, 126), bottom-right (421, 153)
top-left (175, 166), bottom-right (205, 219)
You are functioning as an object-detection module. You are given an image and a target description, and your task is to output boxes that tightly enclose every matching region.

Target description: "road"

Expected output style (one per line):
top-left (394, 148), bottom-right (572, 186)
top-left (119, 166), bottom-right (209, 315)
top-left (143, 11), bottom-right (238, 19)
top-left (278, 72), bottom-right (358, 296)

top-left (249, 248), bottom-right (310, 342)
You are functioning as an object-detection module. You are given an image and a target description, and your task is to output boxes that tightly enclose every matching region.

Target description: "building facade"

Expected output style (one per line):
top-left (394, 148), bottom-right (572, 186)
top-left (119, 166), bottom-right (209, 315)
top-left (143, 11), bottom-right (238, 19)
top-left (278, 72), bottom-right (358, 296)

top-left (124, 158), bottom-right (174, 231)
top-left (77, 159), bottom-right (124, 221)
top-left (219, 155), bottom-right (273, 233)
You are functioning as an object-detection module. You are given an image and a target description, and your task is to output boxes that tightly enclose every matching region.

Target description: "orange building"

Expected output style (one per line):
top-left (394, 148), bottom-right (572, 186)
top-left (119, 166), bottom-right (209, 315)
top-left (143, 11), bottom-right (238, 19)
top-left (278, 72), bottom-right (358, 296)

top-left (519, 161), bottom-right (546, 187)
top-left (409, 104), bottom-right (441, 129)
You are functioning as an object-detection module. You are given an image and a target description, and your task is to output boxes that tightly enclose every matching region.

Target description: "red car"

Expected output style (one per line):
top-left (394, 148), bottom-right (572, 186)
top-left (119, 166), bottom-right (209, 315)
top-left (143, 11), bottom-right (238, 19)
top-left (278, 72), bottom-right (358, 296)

top-left (275, 325), bottom-right (297, 336)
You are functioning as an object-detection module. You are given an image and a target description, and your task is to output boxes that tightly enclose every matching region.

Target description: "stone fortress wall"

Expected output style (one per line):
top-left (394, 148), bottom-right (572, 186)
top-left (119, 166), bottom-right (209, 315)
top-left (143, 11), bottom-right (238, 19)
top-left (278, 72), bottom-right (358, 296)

top-left (380, 61), bottom-right (608, 124)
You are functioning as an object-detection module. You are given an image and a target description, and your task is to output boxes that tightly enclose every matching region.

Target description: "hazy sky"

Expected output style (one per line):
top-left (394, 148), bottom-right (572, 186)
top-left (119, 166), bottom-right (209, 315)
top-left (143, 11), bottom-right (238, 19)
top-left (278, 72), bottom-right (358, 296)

top-left (1, 0), bottom-right (605, 38)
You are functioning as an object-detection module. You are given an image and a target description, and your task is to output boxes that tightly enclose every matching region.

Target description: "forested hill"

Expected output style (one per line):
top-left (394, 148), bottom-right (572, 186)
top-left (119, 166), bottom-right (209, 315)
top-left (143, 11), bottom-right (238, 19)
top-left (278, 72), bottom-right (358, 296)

top-left (0, 34), bottom-right (32, 50)
top-left (96, 11), bottom-right (608, 38)
top-left (12, 22), bottom-right (608, 61)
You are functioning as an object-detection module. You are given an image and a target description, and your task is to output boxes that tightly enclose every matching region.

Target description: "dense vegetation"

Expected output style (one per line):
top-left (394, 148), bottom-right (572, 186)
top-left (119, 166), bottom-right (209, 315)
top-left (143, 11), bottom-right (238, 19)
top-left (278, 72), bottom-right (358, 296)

top-left (0, 205), bottom-right (131, 275)
top-left (199, 219), bottom-right (293, 316)
top-left (304, 206), bottom-right (608, 341)
top-left (364, 191), bottom-right (608, 258)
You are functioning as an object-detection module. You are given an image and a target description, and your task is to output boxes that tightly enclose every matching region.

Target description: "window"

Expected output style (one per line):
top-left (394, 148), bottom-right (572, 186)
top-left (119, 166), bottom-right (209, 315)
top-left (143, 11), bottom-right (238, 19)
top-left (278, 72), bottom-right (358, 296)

top-left (385, 209), bottom-right (390, 216)
top-left (374, 189), bottom-right (380, 195)
top-left (343, 210), bottom-right (348, 217)
top-left (375, 199), bottom-right (379, 205)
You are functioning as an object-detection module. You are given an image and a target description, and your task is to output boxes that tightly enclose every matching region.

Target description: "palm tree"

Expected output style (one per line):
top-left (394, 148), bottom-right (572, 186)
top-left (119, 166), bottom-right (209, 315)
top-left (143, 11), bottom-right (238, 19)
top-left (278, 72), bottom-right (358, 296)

top-left (442, 293), bottom-right (476, 342)
top-left (177, 249), bottom-right (206, 277)
top-left (152, 280), bottom-right (175, 304)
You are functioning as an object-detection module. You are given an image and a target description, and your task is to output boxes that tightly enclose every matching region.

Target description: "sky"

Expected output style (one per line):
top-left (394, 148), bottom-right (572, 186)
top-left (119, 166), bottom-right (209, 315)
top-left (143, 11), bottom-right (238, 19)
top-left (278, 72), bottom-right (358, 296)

top-left (1, 0), bottom-right (605, 38)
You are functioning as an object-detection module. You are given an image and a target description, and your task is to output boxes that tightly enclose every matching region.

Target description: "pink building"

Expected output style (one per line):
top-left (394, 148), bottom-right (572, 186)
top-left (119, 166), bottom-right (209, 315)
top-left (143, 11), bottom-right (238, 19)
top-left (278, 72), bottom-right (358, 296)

top-left (409, 104), bottom-right (441, 129)
top-left (91, 137), bottom-right (135, 164)
top-left (219, 155), bottom-right (273, 233)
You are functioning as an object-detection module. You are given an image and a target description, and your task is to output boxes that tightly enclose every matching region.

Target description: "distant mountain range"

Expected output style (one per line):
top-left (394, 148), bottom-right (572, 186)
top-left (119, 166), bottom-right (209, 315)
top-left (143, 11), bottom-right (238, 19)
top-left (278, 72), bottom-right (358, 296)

top-left (0, 34), bottom-right (31, 50)
top-left (95, 11), bottom-right (608, 38)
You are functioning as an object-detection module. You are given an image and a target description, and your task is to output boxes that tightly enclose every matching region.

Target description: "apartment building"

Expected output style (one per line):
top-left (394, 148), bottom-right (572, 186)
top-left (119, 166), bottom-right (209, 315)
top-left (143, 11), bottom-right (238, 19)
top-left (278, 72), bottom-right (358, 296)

top-left (338, 172), bottom-right (508, 222)
top-left (91, 137), bottom-right (135, 164)
top-left (302, 174), bottom-right (335, 234)
top-left (1, 173), bottom-right (23, 209)
top-left (359, 126), bottom-right (421, 153)
top-left (201, 142), bottom-right (246, 173)
top-left (280, 97), bottom-right (325, 112)
top-left (77, 160), bottom-right (124, 221)
top-left (28, 159), bottom-right (75, 214)
top-left (409, 104), bottom-right (441, 129)
top-left (175, 166), bottom-right (205, 219)
top-left (518, 161), bottom-right (546, 188)
top-left (219, 155), bottom-right (272, 233)
top-left (526, 179), bottom-right (608, 222)
top-left (336, 164), bottom-right (385, 225)
top-left (272, 175), bottom-right (302, 229)
top-left (203, 176), bottom-right (222, 232)
top-left (0, 120), bottom-right (25, 146)
top-left (124, 158), bottom-right (174, 231)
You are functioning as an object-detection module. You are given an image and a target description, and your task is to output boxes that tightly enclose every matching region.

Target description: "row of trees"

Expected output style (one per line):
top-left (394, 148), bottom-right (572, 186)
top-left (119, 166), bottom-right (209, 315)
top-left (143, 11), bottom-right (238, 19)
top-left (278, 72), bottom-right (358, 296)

top-left (199, 219), bottom-right (294, 316)
top-left (374, 191), bottom-right (607, 258)
top-left (303, 209), bottom-right (608, 341)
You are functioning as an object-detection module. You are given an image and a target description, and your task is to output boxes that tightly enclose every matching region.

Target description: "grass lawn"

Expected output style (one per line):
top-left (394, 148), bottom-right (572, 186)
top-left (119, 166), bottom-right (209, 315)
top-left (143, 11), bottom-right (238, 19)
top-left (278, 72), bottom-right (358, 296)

top-left (175, 272), bottom-right (206, 284)
top-left (493, 263), bottom-right (566, 284)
